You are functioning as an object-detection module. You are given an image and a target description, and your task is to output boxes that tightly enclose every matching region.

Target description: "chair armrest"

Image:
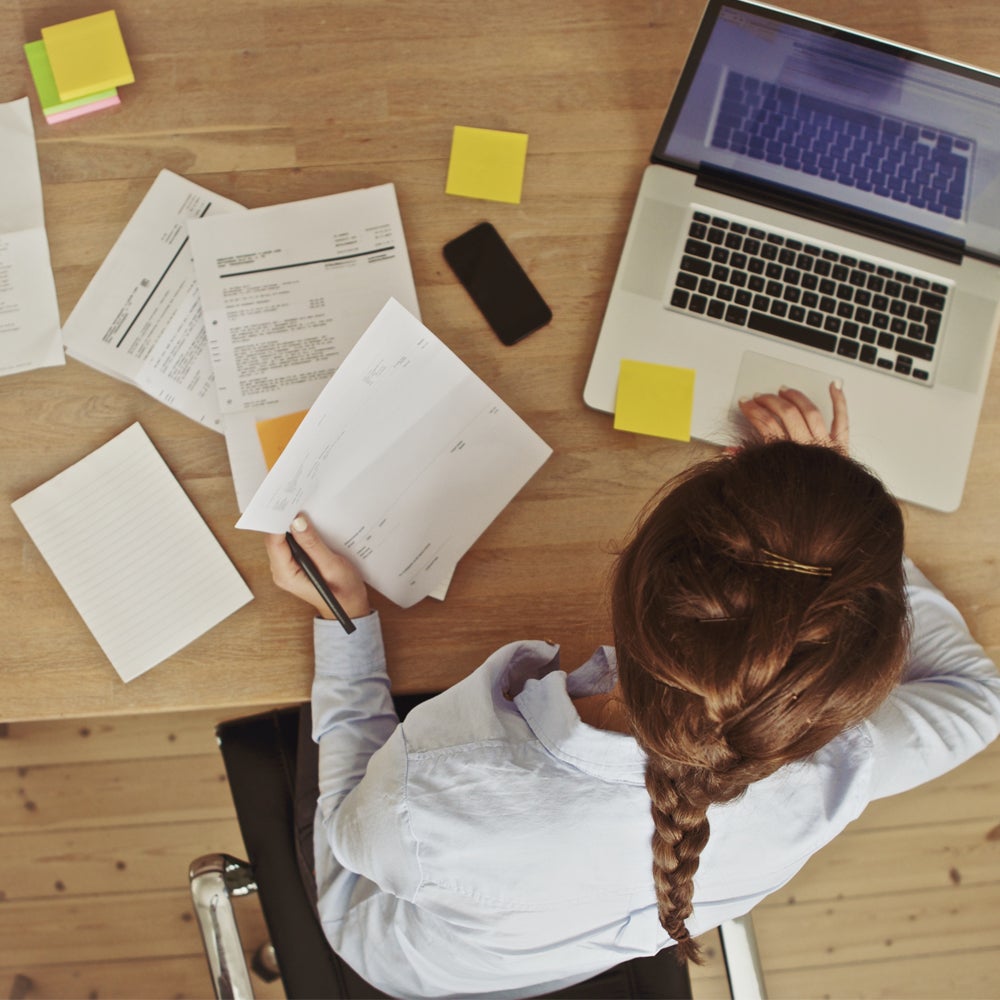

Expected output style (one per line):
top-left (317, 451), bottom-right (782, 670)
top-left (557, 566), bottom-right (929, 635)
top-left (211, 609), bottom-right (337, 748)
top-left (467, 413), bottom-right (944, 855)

top-left (718, 912), bottom-right (767, 1000)
top-left (189, 852), bottom-right (259, 1000)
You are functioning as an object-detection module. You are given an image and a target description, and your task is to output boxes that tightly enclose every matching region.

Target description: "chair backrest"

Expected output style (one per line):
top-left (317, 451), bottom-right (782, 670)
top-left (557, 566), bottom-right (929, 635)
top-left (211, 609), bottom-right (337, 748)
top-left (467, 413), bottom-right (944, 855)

top-left (218, 707), bottom-right (384, 997)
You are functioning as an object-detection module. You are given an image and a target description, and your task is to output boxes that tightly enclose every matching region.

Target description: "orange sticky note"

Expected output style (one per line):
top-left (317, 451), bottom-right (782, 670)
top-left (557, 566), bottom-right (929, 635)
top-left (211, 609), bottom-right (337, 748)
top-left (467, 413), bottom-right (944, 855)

top-left (614, 360), bottom-right (695, 441)
top-left (445, 125), bottom-right (529, 204)
top-left (256, 411), bottom-right (307, 469)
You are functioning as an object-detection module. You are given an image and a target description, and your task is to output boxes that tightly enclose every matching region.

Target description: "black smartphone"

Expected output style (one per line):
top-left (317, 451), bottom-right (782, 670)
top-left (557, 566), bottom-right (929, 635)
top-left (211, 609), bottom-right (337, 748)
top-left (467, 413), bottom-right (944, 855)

top-left (443, 222), bottom-right (552, 345)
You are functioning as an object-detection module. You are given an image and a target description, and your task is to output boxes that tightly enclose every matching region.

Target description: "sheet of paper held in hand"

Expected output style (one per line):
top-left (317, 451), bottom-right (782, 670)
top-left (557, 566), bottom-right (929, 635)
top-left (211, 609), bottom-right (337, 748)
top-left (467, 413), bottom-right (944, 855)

top-left (236, 299), bottom-right (552, 608)
top-left (61, 170), bottom-right (245, 431)
top-left (12, 423), bottom-right (253, 682)
top-left (0, 98), bottom-right (64, 377)
top-left (188, 182), bottom-right (420, 418)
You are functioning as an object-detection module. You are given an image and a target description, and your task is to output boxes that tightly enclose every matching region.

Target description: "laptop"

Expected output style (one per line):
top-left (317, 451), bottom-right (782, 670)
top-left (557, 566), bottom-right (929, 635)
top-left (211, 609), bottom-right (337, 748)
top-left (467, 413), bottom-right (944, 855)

top-left (584, 0), bottom-right (1000, 512)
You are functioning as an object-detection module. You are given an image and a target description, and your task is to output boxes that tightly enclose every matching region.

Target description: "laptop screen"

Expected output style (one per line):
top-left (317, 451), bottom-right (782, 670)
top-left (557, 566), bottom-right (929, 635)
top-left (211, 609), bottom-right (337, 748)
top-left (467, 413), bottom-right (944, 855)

top-left (653, 0), bottom-right (1000, 262)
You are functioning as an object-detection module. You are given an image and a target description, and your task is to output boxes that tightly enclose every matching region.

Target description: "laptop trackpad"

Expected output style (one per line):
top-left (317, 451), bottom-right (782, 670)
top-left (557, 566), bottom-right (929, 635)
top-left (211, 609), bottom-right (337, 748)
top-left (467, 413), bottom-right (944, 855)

top-left (732, 352), bottom-right (837, 428)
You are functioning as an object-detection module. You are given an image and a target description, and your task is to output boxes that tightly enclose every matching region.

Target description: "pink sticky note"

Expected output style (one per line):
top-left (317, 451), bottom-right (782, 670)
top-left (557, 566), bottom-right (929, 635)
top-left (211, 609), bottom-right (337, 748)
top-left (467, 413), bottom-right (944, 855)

top-left (45, 93), bottom-right (120, 125)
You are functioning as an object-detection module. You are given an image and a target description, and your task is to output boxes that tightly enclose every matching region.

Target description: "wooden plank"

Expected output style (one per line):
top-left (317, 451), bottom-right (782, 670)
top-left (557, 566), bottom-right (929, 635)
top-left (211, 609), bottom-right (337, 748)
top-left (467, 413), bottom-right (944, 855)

top-left (0, 708), bottom-right (238, 768)
top-left (0, 817), bottom-right (247, 901)
top-left (775, 816), bottom-right (1000, 906)
top-left (690, 972), bottom-right (732, 1000)
top-left (0, 955), bottom-right (285, 1000)
top-left (0, 755), bottom-right (235, 834)
top-left (0, 888), bottom-right (268, 967)
top-left (762, 946), bottom-right (1000, 999)
top-left (753, 882), bottom-right (1000, 973)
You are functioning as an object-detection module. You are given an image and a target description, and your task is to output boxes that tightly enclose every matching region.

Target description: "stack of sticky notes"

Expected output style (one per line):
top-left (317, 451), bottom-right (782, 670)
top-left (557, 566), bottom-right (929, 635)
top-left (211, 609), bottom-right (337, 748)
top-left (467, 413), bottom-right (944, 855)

top-left (23, 11), bottom-right (134, 125)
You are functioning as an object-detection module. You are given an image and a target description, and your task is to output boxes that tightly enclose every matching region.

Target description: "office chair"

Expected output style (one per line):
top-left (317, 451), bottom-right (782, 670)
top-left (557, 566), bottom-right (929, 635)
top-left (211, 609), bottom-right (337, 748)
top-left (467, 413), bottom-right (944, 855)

top-left (189, 702), bottom-right (766, 1000)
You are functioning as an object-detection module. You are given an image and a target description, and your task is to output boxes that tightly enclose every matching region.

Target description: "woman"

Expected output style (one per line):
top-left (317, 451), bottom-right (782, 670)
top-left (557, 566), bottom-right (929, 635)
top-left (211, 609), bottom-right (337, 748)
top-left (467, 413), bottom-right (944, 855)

top-left (265, 386), bottom-right (1000, 998)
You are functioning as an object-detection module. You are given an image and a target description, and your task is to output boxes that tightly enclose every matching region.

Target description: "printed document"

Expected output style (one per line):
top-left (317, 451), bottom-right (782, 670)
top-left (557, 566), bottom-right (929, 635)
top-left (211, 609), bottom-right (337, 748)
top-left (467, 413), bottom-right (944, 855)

top-left (61, 170), bottom-right (245, 431)
top-left (188, 182), bottom-right (419, 415)
top-left (236, 299), bottom-right (552, 608)
top-left (12, 423), bottom-right (253, 682)
top-left (0, 98), bottom-right (63, 377)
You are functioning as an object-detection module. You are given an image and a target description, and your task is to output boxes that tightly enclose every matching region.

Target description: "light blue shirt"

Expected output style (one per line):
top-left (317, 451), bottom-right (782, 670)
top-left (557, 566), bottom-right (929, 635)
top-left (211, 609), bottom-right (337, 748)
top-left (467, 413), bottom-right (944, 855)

top-left (310, 559), bottom-right (1000, 998)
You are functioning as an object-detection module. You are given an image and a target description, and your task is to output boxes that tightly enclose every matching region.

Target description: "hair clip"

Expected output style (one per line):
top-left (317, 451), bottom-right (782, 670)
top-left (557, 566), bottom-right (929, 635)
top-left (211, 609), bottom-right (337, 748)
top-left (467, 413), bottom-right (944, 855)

top-left (745, 548), bottom-right (832, 578)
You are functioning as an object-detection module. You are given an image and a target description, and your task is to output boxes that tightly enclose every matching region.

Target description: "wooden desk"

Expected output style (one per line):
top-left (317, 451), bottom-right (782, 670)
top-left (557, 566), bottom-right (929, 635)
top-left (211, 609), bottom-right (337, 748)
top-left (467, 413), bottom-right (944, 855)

top-left (2, 0), bottom-right (997, 722)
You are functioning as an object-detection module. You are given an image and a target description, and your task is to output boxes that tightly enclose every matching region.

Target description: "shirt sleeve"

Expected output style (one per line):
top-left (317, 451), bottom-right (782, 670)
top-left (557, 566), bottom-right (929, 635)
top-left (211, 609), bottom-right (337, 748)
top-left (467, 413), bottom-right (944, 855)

top-left (864, 557), bottom-right (1000, 800)
top-left (311, 611), bottom-right (399, 825)
top-left (310, 613), bottom-right (424, 936)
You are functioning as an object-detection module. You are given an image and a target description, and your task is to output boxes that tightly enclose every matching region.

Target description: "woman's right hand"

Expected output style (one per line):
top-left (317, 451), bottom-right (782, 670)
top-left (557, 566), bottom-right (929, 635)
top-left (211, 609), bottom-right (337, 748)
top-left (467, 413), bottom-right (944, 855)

top-left (264, 514), bottom-right (371, 621)
top-left (738, 380), bottom-right (849, 452)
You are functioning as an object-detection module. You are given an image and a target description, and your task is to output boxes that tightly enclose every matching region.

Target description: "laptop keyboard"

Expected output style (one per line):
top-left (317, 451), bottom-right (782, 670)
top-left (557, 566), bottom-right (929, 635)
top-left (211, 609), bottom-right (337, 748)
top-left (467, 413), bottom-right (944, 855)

top-left (666, 209), bottom-right (951, 386)
top-left (710, 71), bottom-right (973, 220)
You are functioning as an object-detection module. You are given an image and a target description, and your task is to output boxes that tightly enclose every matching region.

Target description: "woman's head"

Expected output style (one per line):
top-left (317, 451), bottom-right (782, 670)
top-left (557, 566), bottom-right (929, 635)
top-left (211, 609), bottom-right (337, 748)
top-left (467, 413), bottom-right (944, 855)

top-left (612, 440), bottom-right (909, 961)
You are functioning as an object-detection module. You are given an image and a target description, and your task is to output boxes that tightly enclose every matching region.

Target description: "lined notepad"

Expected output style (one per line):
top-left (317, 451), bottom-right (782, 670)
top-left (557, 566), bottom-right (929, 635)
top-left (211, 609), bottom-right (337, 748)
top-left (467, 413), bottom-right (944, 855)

top-left (12, 424), bottom-right (253, 682)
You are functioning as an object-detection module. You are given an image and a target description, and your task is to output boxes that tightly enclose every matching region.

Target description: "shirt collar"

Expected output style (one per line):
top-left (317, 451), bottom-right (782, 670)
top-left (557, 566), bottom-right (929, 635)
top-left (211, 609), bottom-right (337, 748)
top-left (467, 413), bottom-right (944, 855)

top-left (506, 644), bottom-right (648, 785)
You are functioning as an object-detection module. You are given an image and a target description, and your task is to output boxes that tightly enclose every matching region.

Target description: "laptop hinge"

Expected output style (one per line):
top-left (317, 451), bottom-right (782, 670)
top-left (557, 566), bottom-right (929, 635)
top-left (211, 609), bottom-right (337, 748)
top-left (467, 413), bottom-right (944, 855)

top-left (694, 165), bottom-right (965, 266)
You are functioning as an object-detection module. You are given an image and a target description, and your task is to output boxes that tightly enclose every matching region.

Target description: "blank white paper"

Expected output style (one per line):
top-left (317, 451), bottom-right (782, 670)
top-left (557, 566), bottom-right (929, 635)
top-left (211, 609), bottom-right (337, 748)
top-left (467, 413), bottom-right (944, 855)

top-left (12, 423), bottom-right (253, 681)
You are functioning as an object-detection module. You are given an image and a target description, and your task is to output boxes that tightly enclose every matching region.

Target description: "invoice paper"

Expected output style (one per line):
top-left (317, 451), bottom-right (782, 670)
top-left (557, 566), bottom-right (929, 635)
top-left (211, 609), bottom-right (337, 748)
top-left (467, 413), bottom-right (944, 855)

top-left (61, 170), bottom-right (245, 431)
top-left (0, 98), bottom-right (64, 377)
top-left (223, 404), bottom-right (455, 601)
top-left (12, 423), bottom-right (253, 682)
top-left (236, 299), bottom-right (552, 608)
top-left (188, 182), bottom-right (420, 416)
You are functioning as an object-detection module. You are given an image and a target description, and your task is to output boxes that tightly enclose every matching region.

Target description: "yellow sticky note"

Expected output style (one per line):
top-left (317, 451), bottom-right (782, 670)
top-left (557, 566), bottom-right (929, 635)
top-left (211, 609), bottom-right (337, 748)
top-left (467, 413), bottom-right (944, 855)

top-left (445, 125), bottom-right (529, 204)
top-left (614, 360), bottom-right (696, 441)
top-left (42, 10), bottom-right (134, 101)
top-left (256, 410), bottom-right (307, 469)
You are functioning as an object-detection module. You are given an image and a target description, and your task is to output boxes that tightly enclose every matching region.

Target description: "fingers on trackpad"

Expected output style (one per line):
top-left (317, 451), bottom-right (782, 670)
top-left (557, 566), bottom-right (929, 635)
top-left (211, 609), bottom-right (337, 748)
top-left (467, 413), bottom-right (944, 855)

top-left (731, 351), bottom-right (838, 426)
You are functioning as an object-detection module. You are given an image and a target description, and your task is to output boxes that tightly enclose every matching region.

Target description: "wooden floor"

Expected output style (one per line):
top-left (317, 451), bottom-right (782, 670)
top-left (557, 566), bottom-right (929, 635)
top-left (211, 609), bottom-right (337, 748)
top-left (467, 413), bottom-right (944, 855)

top-left (1, 709), bottom-right (997, 999)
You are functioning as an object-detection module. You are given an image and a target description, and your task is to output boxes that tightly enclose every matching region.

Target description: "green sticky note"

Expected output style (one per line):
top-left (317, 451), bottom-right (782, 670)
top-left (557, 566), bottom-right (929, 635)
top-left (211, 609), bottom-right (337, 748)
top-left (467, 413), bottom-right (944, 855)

top-left (445, 125), bottom-right (529, 204)
top-left (614, 360), bottom-right (696, 441)
top-left (24, 40), bottom-right (117, 114)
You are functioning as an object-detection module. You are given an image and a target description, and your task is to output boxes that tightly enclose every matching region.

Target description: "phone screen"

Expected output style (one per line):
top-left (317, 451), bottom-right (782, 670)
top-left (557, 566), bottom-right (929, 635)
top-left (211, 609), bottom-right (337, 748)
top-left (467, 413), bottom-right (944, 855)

top-left (443, 222), bottom-right (552, 345)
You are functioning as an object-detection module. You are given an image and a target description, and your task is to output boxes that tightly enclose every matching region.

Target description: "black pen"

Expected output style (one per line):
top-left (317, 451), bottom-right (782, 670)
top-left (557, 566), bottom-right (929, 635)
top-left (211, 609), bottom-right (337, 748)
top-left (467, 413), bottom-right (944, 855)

top-left (285, 531), bottom-right (357, 635)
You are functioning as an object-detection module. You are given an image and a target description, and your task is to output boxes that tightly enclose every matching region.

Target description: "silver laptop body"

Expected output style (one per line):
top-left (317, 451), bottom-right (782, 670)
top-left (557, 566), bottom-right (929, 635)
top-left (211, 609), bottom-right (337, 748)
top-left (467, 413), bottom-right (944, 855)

top-left (584, 0), bottom-right (1000, 512)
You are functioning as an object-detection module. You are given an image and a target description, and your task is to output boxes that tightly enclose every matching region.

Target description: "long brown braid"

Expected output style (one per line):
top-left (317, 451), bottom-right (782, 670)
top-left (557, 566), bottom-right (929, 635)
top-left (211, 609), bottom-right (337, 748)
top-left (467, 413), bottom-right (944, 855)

top-left (612, 440), bottom-right (909, 962)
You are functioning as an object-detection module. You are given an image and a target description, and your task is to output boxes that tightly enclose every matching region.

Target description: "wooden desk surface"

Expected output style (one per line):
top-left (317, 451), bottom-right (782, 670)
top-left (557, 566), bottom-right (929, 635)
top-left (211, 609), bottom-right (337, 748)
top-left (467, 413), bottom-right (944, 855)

top-left (2, 0), bottom-right (998, 722)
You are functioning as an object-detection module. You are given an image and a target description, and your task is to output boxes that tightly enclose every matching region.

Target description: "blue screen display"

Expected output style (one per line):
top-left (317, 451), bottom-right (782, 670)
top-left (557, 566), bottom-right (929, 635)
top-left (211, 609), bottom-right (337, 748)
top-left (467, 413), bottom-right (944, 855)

top-left (657, 3), bottom-right (1000, 260)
